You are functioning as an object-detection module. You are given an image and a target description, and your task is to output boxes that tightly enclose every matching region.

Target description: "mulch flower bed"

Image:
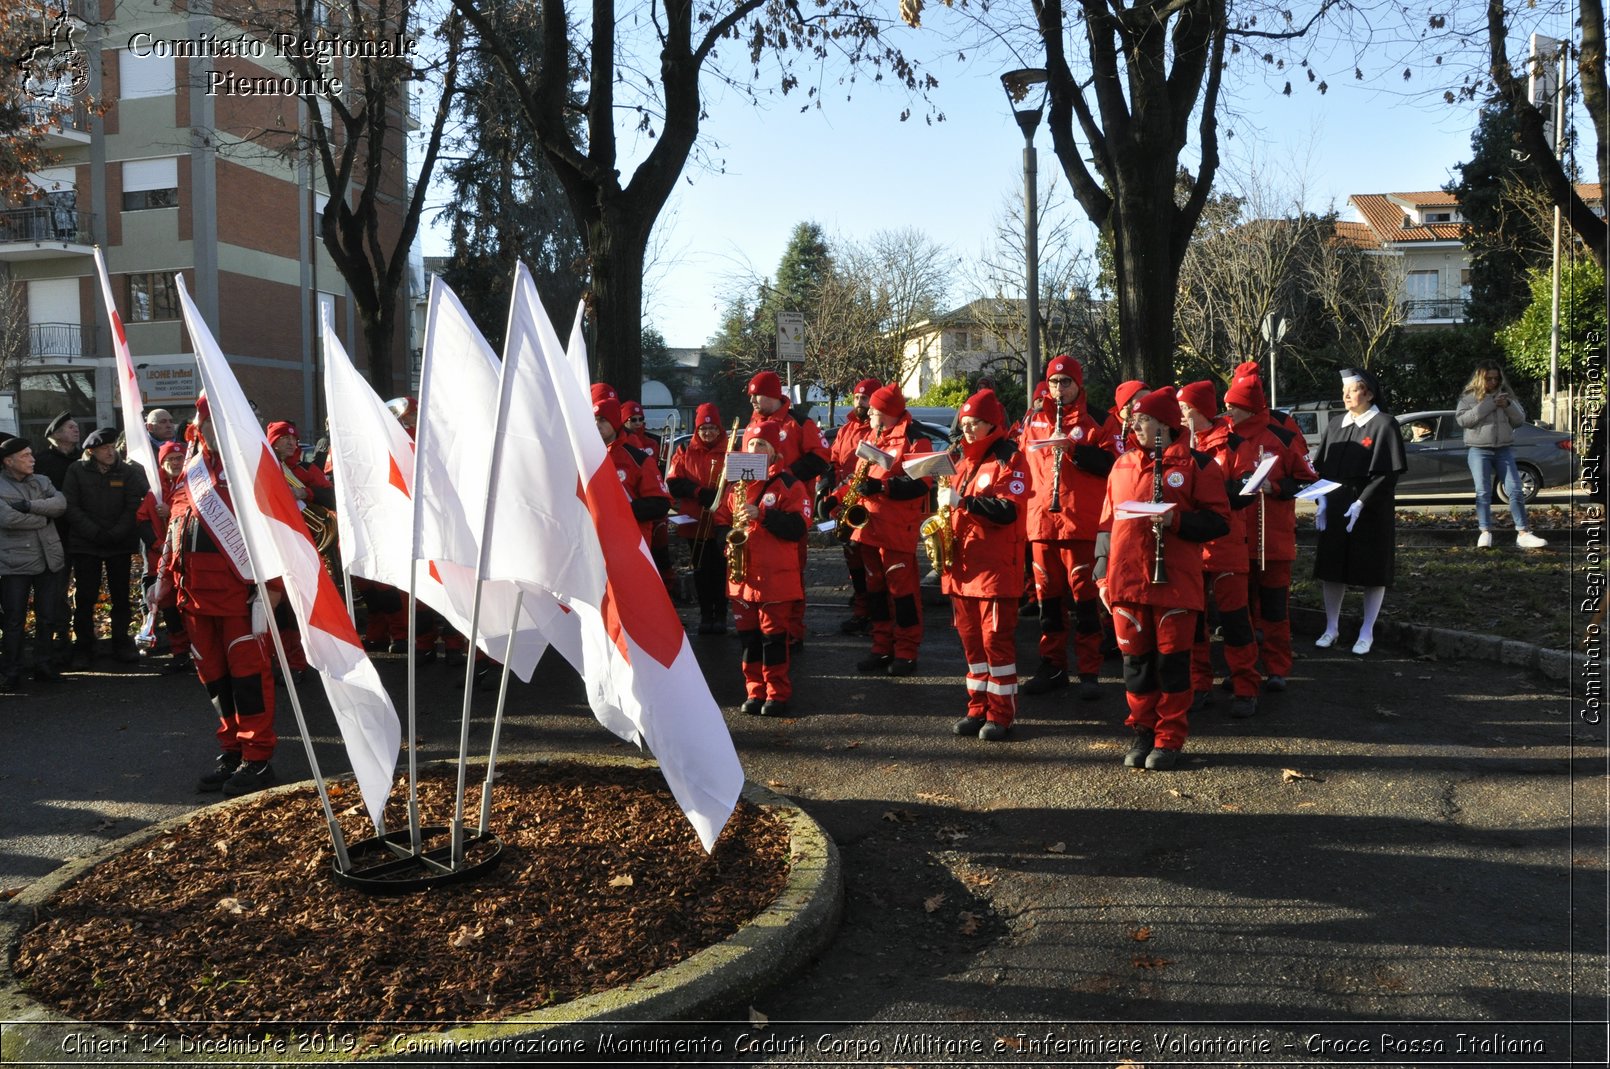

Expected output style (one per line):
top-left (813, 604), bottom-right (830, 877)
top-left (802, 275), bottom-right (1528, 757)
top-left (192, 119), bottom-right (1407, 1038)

top-left (12, 762), bottom-right (789, 1044)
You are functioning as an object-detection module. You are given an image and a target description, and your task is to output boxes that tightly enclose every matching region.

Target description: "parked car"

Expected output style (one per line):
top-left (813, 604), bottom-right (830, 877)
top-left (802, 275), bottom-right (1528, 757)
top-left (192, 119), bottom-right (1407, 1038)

top-left (1393, 410), bottom-right (1575, 503)
top-left (821, 419), bottom-right (958, 451)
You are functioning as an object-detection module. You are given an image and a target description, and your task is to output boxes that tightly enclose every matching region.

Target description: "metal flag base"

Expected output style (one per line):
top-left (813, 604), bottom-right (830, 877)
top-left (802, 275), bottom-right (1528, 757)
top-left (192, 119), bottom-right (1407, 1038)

top-left (332, 826), bottom-right (504, 894)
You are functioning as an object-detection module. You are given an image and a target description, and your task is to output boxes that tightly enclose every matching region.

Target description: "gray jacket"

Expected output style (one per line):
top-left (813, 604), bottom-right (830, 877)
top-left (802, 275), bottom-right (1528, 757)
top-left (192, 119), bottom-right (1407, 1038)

top-left (1456, 389), bottom-right (1524, 448)
top-left (0, 473), bottom-right (68, 575)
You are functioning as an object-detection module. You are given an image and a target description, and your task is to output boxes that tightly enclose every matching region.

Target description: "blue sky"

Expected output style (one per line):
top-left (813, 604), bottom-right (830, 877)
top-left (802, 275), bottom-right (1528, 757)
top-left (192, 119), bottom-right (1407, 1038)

top-left (420, 11), bottom-right (1585, 351)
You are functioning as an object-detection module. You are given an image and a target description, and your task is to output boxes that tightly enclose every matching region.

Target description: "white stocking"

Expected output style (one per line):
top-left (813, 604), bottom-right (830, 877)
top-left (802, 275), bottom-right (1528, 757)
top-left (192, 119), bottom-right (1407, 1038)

top-left (1322, 581), bottom-right (1346, 636)
top-left (1358, 586), bottom-right (1386, 643)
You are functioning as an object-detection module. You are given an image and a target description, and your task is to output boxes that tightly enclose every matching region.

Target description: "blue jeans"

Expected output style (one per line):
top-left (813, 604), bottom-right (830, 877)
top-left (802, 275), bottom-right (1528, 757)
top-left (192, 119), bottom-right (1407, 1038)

top-left (1, 569), bottom-right (66, 678)
top-left (1467, 446), bottom-right (1530, 531)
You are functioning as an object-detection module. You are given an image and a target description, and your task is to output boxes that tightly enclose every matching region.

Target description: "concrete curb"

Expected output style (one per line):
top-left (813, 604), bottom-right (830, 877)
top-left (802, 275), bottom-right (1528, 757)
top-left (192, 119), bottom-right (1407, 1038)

top-left (0, 756), bottom-right (843, 1062)
top-left (1289, 606), bottom-right (1584, 682)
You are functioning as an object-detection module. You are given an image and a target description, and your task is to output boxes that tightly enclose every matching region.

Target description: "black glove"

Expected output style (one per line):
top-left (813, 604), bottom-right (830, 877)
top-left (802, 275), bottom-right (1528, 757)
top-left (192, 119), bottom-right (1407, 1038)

top-left (6, 496), bottom-right (29, 512)
top-left (860, 477), bottom-right (884, 496)
top-left (1072, 444), bottom-right (1115, 477)
top-left (696, 486), bottom-right (718, 508)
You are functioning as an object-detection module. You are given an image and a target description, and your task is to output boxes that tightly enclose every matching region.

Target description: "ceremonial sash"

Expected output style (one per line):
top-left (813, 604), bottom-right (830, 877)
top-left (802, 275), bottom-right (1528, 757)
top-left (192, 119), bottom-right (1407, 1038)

top-left (183, 454), bottom-right (254, 581)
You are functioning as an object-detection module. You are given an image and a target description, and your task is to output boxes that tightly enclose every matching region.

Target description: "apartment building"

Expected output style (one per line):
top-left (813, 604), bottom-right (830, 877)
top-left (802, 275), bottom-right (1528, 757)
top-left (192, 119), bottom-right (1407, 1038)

top-left (2, 0), bottom-right (409, 443)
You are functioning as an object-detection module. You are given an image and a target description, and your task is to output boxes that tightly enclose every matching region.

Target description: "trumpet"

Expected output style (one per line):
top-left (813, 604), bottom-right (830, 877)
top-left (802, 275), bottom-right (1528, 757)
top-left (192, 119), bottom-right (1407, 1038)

top-left (919, 475), bottom-right (956, 576)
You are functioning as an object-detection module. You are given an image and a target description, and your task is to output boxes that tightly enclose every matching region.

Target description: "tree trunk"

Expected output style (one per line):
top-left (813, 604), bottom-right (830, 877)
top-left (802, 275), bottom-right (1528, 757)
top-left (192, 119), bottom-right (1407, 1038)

top-left (359, 301), bottom-right (398, 398)
top-left (586, 205), bottom-right (649, 397)
top-left (1109, 186), bottom-right (1184, 386)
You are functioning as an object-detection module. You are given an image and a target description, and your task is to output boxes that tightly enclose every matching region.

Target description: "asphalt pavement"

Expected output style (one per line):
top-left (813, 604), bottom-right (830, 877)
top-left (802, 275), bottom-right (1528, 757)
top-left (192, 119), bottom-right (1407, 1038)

top-left (0, 537), bottom-right (1604, 1066)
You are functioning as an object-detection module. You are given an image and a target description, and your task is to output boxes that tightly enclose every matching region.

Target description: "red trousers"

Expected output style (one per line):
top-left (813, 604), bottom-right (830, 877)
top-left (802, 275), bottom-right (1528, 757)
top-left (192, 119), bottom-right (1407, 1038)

top-left (733, 598), bottom-right (796, 701)
top-left (863, 545), bottom-right (922, 660)
top-left (1191, 569), bottom-right (1261, 698)
top-left (1112, 602), bottom-right (1197, 751)
top-left (1248, 560), bottom-right (1294, 678)
top-left (187, 613), bottom-right (276, 761)
top-left (1030, 540), bottom-right (1103, 677)
top-left (953, 595), bottom-right (1019, 726)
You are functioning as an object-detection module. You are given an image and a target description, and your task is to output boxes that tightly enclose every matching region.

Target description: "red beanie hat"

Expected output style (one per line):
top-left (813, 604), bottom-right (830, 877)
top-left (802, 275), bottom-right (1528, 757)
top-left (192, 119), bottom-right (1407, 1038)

top-left (869, 384), bottom-right (907, 419)
top-left (1032, 381), bottom-right (1049, 401)
top-left (694, 403), bottom-right (721, 428)
top-left (1112, 379), bottom-right (1149, 414)
top-left (266, 420), bottom-right (298, 445)
top-left (852, 377), bottom-right (881, 396)
top-left (747, 370), bottom-right (783, 400)
top-left (1176, 380), bottom-right (1218, 419)
top-left (1136, 386), bottom-right (1183, 431)
top-left (1044, 353), bottom-right (1084, 386)
top-left (743, 420), bottom-right (782, 450)
top-left (593, 397), bottom-right (623, 431)
top-left (1224, 373), bottom-right (1267, 414)
top-left (960, 388), bottom-right (1006, 429)
top-left (590, 382), bottom-right (618, 404)
top-left (158, 441), bottom-right (185, 464)
top-left (1234, 360), bottom-right (1262, 381)
top-left (621, 400), bottom-right (644, 421)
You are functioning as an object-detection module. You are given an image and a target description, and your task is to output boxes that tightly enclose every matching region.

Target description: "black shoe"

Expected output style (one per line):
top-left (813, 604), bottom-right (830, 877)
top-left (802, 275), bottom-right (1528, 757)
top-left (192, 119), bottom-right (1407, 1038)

top-left (32, 667), bottom-right (62, 683)
top-left (1144, 747), bottom-right (1182, 771)
top-left (1264, 675), bottom-right (1287, 693)
top-left (387, 640), bottom-right (407, 655)
top-left (953, 715), bottom-right (985, 736)
top-left (1019, 599), bottom-right (1040, 618)
top-left (1021, 663), bottom-right (1068, 695)
top-left (856, 653), bottom-right (892, 673)
top-left (362, 638), bottom-right (387, 653)
top-left (979, 721), bottom-right (1010, 742)
top-left (444, 647), bottom-right (466, 668)
top-left (760, 699), bottom-right (791, 717)
top-left (1229, 696), bottom-right (1258, 719)
top-left (1123, 730), bottom-right (1155, 768)
top-left (740, 698), bottom-right (764, 716)
top-left (886, 658), bottom-right (917, 677)
top-left (1190, 689), bottom-right (1212, 713)
top-left (1218, 676), bottom-right (1235, 693)
top-left (221, 759), bottom-right (277, 797)
top-left (1077, 676), bottom-right (1102, 701)
top-left (839, 616), bottom-right (871, 636)
top-left (165, 654), bottom-right (194, 674)
top-left (197, 752), bottom-right (243, 793)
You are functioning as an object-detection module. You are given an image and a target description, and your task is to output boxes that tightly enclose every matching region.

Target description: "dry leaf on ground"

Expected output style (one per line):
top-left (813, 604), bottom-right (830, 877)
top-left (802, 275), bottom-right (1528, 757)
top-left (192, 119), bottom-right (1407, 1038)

top-left (923, 894), bottom-right (945, 914)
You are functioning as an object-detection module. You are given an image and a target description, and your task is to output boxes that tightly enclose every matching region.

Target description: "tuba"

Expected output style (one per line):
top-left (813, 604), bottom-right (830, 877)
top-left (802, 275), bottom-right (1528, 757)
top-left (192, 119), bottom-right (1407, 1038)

top-left (919, 474), bottom-right (956, 576)
top-left (284, 465), bottom-right (336, 552)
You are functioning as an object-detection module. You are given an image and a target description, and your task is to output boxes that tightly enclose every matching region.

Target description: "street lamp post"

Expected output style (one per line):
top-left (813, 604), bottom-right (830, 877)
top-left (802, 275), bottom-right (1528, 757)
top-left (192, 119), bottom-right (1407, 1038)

top-left (1001, 68), bottom-right (1048, 403)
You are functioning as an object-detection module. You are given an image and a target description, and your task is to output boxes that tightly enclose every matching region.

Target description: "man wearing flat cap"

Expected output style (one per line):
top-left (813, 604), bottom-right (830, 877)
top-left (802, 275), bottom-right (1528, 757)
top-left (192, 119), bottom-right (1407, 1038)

top-left (63, 427), bottom-right (149, 665)
top-left (34, 412), bottom-right (80, 669)
top-left (0, 437), bottom-right (69, 690)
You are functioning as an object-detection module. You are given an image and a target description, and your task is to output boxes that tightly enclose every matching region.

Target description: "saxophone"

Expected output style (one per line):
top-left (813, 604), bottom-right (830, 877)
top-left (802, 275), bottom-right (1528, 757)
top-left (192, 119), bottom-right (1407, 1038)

top-left (725, 476), bottom-right (751, 585)
top-left (836, 457), bottom-right (872, 541)
top-left (919, 474), bottom-right (956, 576)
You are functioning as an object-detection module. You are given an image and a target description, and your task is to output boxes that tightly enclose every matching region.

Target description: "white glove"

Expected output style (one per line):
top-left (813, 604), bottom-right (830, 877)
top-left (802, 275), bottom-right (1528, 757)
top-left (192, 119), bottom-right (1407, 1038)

top-left (1314, 496), bottom-right (1327, 532)
top-left (937, 485), bottom-right (957, 510)
top-left (1345, 499), bottom-right (1364, 533)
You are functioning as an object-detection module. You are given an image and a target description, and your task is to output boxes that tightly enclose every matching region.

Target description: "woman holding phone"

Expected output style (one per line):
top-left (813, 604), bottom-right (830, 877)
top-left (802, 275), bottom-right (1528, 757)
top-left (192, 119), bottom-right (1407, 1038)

top-left (1455, 361), bottom-right (1547, 550)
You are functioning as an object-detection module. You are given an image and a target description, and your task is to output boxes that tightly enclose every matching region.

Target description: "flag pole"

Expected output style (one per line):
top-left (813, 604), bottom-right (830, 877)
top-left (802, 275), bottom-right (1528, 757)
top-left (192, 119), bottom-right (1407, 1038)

top-left (477, 594), bottom-right (524, 835)
top-left (449, 578), bottom-right (487, 866)
top-left (256, 587), bottom-right (355, 873)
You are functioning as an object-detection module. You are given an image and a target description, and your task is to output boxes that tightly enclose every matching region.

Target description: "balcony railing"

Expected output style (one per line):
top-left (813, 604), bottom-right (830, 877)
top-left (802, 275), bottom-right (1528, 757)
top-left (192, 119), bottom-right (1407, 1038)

top-left (20, 99), bottom-right (91, 134)
top-left (0, 205), bottom-right (95, 245)
top-left (1402, 298), bottom-right (1465, 322)
top-left (28, 322), bottom-right (92, 359)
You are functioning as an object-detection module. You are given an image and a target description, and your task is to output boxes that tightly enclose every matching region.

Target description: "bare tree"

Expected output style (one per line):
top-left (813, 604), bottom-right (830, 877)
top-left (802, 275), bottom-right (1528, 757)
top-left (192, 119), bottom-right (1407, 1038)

top-left (0, 268), bottom-right (27, 396)
top-left (2, 0), bottom-right (88, 202)
top-left (838, 227), bottom-right (955, 388)
top-left (1307, 239), bottom-right (1407, 374)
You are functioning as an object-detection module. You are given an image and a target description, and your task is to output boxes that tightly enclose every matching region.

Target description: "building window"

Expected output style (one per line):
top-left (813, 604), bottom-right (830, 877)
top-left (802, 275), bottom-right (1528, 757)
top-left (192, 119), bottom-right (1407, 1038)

top-left (1404, 270), bottom-right (1439, 301)
top-left (121, 158), bottom-right (178, 211)
top-left (119, 49), bottom-right (175, 99)
top-left (127, 273), bottom-right (179, 321)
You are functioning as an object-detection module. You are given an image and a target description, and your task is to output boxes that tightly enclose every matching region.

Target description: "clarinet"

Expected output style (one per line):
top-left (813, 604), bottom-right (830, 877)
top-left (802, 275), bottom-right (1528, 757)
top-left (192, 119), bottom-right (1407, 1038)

top-left (1256, 444), bottom-right (1267, 570)
top-left (1048, 400), bottom-right (1065, 514)
top-left (1150, 429), bottom-right (1168, 585)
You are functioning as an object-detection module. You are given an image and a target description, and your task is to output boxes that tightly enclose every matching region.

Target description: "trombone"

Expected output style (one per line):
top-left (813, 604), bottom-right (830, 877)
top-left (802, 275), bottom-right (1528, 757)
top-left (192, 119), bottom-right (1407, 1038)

top-left (692, 418), bottom-right (743, 567)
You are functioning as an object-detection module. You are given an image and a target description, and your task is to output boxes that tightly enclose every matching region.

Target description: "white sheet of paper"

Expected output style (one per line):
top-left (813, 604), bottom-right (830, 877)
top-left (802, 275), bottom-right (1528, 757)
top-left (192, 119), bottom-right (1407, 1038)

top-left (1115, 500), bottom-right (1176, 518)
top-left (1295, 479), bottom-right (1343, 500)
top-left (816, 519), bottom-right (838, 532)
top-left (902, 451), bottom-right (957, 479)
top-left (724, 452), bottom-right (769, 481)
top-left (1238, 454), bottom-right (1280, 496)
top-left (855, 441), bottom-right (896, 468)
top-left (1026, 436), bottom-right (1072, 451)
top-left (668, 513), bottom-right (699, 526)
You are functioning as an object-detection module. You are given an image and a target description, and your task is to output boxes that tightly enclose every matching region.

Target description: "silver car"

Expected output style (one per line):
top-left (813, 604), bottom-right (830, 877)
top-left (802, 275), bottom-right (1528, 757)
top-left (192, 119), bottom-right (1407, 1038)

top-left (1394, 409), bottom-right (1576, 502)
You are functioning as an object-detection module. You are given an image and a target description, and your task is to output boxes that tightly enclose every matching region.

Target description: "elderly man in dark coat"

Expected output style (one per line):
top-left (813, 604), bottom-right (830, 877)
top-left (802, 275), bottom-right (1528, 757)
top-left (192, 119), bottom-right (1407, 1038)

top-left (63, 427), bottom-right (149, 665)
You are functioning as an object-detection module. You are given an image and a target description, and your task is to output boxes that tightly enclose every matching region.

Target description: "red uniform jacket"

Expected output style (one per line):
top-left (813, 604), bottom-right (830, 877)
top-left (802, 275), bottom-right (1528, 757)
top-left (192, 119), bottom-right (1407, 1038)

top-left (607, 439), bottom-right (670, 540)
top-left (850, 416), bottom-right (933, 553)
top-left (159, 458), bottom-right (254, 618)
top-left (1019, 396), bottom-right (1117, 542)
top-left (942, 432), bottom-right (1029, 599)
top-left (829, 410), bottom-right (875, 483)
top-left (747, 400), bottom-right (830, 516)
top-left (1096, 438), bottom-right (1231, 611)
top-left (720, 467), bottom-right (807, 603)
top-left (665, 437), bottom-right (727, 538)
top-left (1189, 417), bottom-right (1250, 573)
top-left (1228, 412), bottom-right (1316, 564)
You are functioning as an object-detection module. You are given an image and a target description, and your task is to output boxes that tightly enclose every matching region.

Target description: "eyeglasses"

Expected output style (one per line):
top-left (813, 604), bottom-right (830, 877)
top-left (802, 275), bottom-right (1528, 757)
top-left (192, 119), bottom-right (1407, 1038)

top-left (626, 416), bottom-right (645, 423)
top-left (1048, 377), bottom-right (1075, 387)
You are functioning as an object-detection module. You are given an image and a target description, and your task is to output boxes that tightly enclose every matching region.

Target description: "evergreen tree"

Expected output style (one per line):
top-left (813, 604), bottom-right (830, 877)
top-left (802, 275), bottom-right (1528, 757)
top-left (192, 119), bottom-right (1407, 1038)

top-left (439, 4), bottom-right (585, 353)
top-left (756, 222), bottom-right (834, 359)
